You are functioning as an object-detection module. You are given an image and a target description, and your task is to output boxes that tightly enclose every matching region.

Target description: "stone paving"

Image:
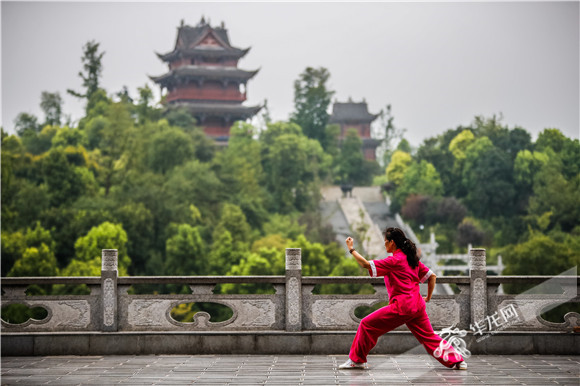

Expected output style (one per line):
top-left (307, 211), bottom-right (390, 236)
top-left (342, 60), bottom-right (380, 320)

top-left (1, 355), bottom-right (579, 385)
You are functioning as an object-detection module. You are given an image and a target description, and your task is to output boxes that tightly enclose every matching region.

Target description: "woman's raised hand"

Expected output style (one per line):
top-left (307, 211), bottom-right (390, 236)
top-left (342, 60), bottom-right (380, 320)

top-left (346, 237), bottom-right (354, 249)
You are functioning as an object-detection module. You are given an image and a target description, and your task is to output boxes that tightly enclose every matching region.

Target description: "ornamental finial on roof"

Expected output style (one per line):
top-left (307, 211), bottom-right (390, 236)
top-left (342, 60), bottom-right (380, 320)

top-left (221, 21), bottom-right (225, 29)
top-left (201, 16), bottom-right (206, 25)
top-left (180, 19), bottom-right (184, 27)
top-left (348, 96), bottom-right (353, 102)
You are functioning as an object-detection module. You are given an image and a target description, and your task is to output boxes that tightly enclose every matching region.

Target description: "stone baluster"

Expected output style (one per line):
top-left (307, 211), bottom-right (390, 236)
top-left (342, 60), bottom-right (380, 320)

top-left (285, 248), bottom-right (302, 332)
top-left (101, 249), bottom-right (118, 332)
top-left (469, 248), bottom-right (487, 327)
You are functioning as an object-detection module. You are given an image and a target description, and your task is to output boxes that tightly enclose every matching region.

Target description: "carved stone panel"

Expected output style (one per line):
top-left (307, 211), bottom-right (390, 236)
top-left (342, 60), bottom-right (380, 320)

top-left (471, 277), bottom-right (486, 323)
top-left (496, 299), bottom-right (578, 331)
top-left (128, 299), bottom-right (175, 329)
top-left (426, 300), bottom-right (461, 329)
top-left (103, 278), bottom-right (115, 327)
top-left (4, 300), bottom-right (92, 331)
top-left (311, 299), bottom-right (376, 329)
top-left (287, 277), bottom-right (300, 326)
top-left (226, 299), bottom-right (275, 328)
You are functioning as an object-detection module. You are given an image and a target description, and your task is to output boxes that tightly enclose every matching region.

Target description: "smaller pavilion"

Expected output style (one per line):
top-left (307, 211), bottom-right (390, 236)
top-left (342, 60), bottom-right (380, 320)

top-left (329, 99), bottom-right (381, 161)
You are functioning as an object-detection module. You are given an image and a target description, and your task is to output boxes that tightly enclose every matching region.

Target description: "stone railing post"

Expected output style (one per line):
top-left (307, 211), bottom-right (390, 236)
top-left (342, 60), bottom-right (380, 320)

top-left (469, 248), bottom-right (487, 327)
top-left (101, 249), bottom-right (118, 332)
top-left (285, 248), bottom-right (302, 331)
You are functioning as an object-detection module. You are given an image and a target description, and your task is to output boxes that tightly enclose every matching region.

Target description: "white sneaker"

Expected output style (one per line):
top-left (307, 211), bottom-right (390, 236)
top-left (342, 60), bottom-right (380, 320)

top-left (454, 361), bottom-right (467, 370)
top-left (338, 358), bottom-right (368, 370)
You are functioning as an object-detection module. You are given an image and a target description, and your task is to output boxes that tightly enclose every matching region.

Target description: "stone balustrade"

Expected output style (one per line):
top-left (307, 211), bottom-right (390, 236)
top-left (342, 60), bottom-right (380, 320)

top-left (1, 249), bottom-right (578, 335)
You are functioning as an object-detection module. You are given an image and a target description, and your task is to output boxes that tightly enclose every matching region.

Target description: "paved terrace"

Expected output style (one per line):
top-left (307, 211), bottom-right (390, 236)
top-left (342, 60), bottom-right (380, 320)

top-left (2, 354), bottom-right (579, 385)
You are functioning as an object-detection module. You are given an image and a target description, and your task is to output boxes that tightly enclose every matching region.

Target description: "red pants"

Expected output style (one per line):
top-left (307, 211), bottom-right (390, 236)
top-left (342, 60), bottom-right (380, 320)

top-left (349, 303), bottom-right (464, 367)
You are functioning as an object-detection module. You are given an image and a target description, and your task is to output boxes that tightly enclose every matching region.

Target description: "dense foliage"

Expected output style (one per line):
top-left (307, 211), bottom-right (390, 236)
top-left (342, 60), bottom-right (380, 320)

top-left (381, 116), bottom-right (580, 279)
top-left (1, 45), bottom-right (380, 300)
top-left (2, 42), bottom-right (578, 307)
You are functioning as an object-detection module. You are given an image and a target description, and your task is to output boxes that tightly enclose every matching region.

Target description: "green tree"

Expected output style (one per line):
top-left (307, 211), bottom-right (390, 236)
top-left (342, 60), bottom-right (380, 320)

top-left (164, 160), bottom-right (224, 225)
top-left (448, 129), bottom-right (475, 164)
top-left (8, 244), bottom-right (59, 277)
top-left (289, 235), bottom-right (330, 276)
top-left (14, 112), bottom-right (40, 137)
top-left (214, 122), bottom-right (269, 229)
top-left (67, 40), bottom-right (106, 113)
top-left (503, 231), bottom-right (580, 276)
top-left (415, 127), bottom-right (464, 197)
top-left (221, 252), bottom-right (280, 294)
top-left (291, 67), bottom-right (335, 146)
top-left (262, 213), bottom-right (306, 240)
top-left (41, 148), bottom-right (95, 206)
top-left (212, 203), bottom-right (251, 246)
top-left (393, 160), bottom-right (443, 212)
top-left (208, 230), bottom-right (248, 275)
top-left (527, 160), bottom-right (580, 232)
top-left (1, 222), bottom-right (56, 276)
top-left (51, 126), bottom-right (88, 148)
top-left (86, 102), bottom-right (135, 195)
top-left (535, 128), bottom-right (579, 180)
top-left (64, 221), bottom-right (131, 276)
top-left (136, 84), bottom-right (160, 124)
top-left (40, 91), bottom-right (63, 127)
top-left (462, 137), bottom-right (515, 218)
top-left (147, 126), bottom-right (195, 174)
top-left (375, 104), bottom-right (406, 168)
top-left (386, 150), bottom-right (412, 187)
top-left (318, 258), bottom-right (372, 295)
top-left (261, 122), bottom-right (330, 213)
top-left (337, 128), bottom-right (365, 184)
top-left (514, 150), bottom-right (550, 188)
top-left (165, 223), bottom-right (205, 275)
top-left (115, 202), bottom-right (155, 275)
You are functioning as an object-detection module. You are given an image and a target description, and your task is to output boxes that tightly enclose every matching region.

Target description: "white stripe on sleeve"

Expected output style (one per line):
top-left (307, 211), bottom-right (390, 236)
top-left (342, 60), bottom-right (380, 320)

top-left (369, 261), bottom-right (377, 277)
top-left (420, 269), bottom-right (434, 283)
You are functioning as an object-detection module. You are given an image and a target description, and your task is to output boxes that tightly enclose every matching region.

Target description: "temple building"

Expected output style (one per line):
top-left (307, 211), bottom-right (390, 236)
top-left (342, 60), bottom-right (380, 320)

top-left (151, 18), bottom-right (261, 144)
top-left (329, 99), bottom-right (381, 160)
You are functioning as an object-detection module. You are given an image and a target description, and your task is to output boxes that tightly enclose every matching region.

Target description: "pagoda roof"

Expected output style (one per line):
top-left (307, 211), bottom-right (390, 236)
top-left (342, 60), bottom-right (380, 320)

top-left (362, 138), bottom-right (382, 148)
top-left (150, 66), bottom-right (259, 86)
top-left (329, 100), bottom-right (379, 123)
top-left (157, 19), bottom-right (250, 62)
top-left (169, 101), bottom-right (262, 119)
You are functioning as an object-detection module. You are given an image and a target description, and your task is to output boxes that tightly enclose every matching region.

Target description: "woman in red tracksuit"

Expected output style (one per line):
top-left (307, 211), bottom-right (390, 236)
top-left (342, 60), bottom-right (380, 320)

top-left (339, 227), bottom-right (467, 370)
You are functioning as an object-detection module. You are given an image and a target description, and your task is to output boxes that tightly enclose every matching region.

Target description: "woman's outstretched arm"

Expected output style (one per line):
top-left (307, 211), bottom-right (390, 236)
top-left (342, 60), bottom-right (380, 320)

top-left (424, 273), bottom-right (437, 302)
top-left (345, 237), bottom-right (371, 270)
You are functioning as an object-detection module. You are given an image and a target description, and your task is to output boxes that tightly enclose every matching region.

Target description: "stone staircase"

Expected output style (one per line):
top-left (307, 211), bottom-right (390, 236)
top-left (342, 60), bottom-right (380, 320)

top-left (320, 186), bottom-right (453, 295)
top-left (321, 186), bottom-right (388, 257)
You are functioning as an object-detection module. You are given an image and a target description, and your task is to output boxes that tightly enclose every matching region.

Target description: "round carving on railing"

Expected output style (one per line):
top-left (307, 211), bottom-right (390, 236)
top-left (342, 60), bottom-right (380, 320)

top-left (0, 302), bottom-right (52, 328)
top-left (166, 301), bottom-right (237, 329)
top-left (101, 249), bottom-right (118, 272)
top-left (285, 248), bottom-right (302, 270)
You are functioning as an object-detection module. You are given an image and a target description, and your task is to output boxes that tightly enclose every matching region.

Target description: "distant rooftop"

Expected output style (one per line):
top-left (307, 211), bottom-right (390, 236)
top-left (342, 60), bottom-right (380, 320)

top-left (157, 17), bottom-right (250, 62)
top-left (329, 99), bottom-right (379, 123)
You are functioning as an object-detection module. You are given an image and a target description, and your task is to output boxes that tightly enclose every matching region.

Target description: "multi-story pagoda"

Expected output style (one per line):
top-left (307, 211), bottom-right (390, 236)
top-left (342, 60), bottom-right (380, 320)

top-left (329, 99), bottom-right (381, 161)
top-left (151, 18), bottom-right (261, 143)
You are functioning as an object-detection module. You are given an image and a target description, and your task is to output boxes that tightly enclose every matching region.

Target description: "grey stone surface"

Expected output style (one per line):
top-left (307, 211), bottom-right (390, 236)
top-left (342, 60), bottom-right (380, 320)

top-left (4, 331), bottom-right (579, 356)
top-left (1, 354), bottom-right (578, 385)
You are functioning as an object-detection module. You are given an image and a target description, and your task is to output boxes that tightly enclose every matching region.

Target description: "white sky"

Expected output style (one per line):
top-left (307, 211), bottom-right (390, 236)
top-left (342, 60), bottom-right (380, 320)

top-left (2, 1), bottom-right (579, 146)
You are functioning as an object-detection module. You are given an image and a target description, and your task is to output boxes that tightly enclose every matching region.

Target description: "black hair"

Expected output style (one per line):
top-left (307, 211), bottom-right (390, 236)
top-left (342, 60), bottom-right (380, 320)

top-left (384, 227), bottom-right (419, 269)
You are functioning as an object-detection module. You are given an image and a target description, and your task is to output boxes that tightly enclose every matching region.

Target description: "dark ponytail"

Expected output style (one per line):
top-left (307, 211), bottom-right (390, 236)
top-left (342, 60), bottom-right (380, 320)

top-left (384, 227), bottom-right (419, 269)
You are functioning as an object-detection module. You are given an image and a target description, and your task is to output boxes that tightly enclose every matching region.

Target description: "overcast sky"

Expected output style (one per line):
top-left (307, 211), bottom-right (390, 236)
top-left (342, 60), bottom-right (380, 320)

top-left (2, 1), bottom-right (579, 146)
